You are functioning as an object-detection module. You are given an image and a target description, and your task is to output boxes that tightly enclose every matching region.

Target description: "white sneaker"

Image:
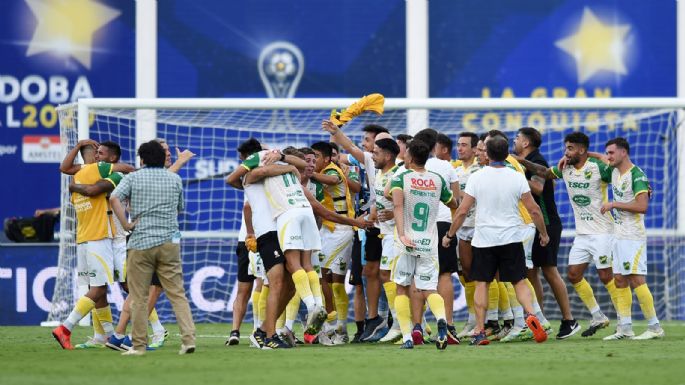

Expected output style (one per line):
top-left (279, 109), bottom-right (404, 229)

top-left (121, 349), bottom-right (145, 356)
top-left (457, 323), bottom-right (475, 339)
top-left (149, 331), bottom-right (166, 348)
top-left (178, 344), bottom-right (196, 355)
top-left (602, 325), bottom-right (635, 341)
top-left (332, 331), bottom-right (349, 345)
top-left (633, 327), bottom-right (665, 340)
top-left (318, 331), bottom-right (336, 346)
top-left (379, 328), bottom-right (402, 343)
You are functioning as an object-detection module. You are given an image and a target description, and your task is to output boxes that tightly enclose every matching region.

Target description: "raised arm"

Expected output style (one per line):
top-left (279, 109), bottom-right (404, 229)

top-left (244, 164), bottom-right (299, 185)
top-left (321, 119), bottom-right (365, 164)
top-left (304, 188), bottom-right (370, 229)
top-left (518, 158), bottom-right (556, 180)
top-left (311, 170), bottom-right (342, 186)
top-left (226, 166), bottom-right (248, 190)
top-left (168, 148), bottom-right (196, 173)
top-left (112, 163), bottom-right (135, 173)
top-left (587, 151), bottom-right (609, 165)
top-left (60, 139), bottom-right (98, 175)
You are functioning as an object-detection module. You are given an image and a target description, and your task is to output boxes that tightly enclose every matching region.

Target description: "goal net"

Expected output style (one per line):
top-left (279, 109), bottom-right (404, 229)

top-left (50, 98), bottom-right (685, 325)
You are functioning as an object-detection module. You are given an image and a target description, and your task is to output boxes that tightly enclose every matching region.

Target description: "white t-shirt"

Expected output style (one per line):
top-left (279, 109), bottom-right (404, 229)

top-left (347, 152), bottom-right (376, 211)
top-left (243, 182), bottom-right (277, 238)
top-left (425, 157), bottom-right (459, 223)
top-left (464, 166), bottom-right (529, 248)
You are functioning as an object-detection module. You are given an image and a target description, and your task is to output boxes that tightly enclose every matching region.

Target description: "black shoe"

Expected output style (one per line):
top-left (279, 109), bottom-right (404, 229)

top-left (556, 319), bottom-right (582, 340)
top-left (360, 316), bottom-right (386, 342)
top-left (263, 334), bottom-right (292, 349)
top-left (484, 320), bottom-right (501, 338)
top-left (250, 328), bottom-right (267, 349)
top-left (581, 318), bottom-right (610, 337)
top-left (351, 332), bottom-right (364, 343)
top-left (225, 330), bottom-right (240, 346)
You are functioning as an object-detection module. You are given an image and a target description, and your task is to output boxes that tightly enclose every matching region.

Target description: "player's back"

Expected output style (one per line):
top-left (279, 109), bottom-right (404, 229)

top-left (72, 162), bottom-right (117, 243)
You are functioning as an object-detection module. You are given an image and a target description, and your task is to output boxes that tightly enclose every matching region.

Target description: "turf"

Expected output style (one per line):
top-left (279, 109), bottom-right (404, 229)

top-left (0, 321), bottom-right (683, 385)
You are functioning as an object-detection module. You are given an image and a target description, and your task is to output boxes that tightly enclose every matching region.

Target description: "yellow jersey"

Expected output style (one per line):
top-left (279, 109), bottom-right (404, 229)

top-left (71, 162), bottom-right (122, 243)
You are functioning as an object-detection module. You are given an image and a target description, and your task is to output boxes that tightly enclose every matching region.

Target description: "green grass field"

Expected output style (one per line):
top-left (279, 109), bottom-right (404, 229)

top-left (1, 321), bottom-right (683, 385)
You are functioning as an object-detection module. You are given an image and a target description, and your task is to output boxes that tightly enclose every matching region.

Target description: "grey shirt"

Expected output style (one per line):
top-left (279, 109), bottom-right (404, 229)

top-left (112, 167), bottom-right (184, 250)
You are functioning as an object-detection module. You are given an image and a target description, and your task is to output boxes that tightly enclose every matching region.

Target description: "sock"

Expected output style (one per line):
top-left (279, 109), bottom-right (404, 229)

top-left (332, 283), bottom-right (349, 331)
top-left (276, 310), bottom-right (286, 330)
top-left (64, 296), bottom-right (95, 331)
top-left (378, 289), bottom-right (389, 319)
top-left (306, 271), bottom-right (323, 307)
top-left (486, 280), bottom-right (499, 321)
top-left (634, 284), bottom-right (659, 326)
top-left (91, 309), bottom-right (104, 336)
top-left (258, 286), bottom-right (269, 329)
top-left (497, 282), bottom-right (513, 320)
top-left (464, 281), bottom-right (476, 324)
top-left (395, 294), bottom-right (412, 342)
top-left (616, 286), bottom-right (633, 326)
top-left (148, 308), bottom-right (165, 335)
top-left (251, 290), bottom-right (262, 330)
top-left (94, 306), bottom-right (114, 336)
top-left (293, 269), bottom-right (316, 313)
top-left (426, 293), bottom-right (446, 321)
top-left (285, 293), bottom-right (300, 330)
top-left (573, 279), bottom-right (601, 316)
top-left (383, 281), bottom-right (398, 326)
top-left (605, 278), bottom-right (620, 316)
top-left (505, 282), bottom-right (526, 328)
top-left (525, 279), bottom-right (549, 324)
top-left (356, 320), bottom-right (365, 334)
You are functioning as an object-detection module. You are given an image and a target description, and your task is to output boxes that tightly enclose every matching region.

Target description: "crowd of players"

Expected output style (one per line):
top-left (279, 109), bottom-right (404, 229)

top-left (50, 118), bottom-right (665, 354)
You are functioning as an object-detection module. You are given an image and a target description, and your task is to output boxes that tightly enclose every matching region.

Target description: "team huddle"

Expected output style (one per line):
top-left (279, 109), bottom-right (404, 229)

top-left (50, 115), bottom-right (664, 354)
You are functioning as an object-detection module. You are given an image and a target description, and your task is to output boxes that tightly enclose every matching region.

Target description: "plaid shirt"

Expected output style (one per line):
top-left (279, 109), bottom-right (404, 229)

top-left (112, 167), bottom-right (184, 250)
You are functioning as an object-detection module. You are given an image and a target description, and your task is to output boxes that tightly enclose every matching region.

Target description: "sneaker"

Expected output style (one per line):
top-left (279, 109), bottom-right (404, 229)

top-left (303, 332), bottom-right (318, 344)
top-left (121, 348), bottom-right (145, 356)
top-left (280, 327), bottom-right (297, 348)
top-left (106, 335), bottom-right (131, 352)
top-left (500, 326), bottom-right (526, 343)
top-left (351, 331), bottom-right (364, 343)
top-left (581, 317), bottom-right (610, 337)
top-left (366, 325), bottom-right (390, 343)
top-left (149, 331), bottom-right (167, 349)
top-left (525, 314), bottom-right (548, 343)
top-left (333, 330), bottom-right (349, 345)
top-left (435, 319), bottom-right (448, 350)
top-left (411, 324), bottom-right (424, 345)
top-left (52, 325), bottom-right (73, 350)
top-left (178, 344), bottom-right (196, 355)
top-left (360, 316), bottom-right (387, 342)
top-left (457, 322), bottom-right (475, 339)
top-left (470, 331), bottom-right (490, 346)
top-left (542, 321), bottom-right (554, 335)
top-left (603, 330), bottom-right (635, 340)
top-left (75, 337), bottom-right (105, 349)
top-left (493, 320), bottom-right (513, 341)
top-left (633, 326), bottom-right (665, 340)
top-left (122, 336), bottom-right (133, 350)
top-left (484, 320), bottom-right (501, 338)
top-left (556, 319), bottom-right (582, 340)
top-left (304, 306), bottom-right (328, 335)
top-left (379, 328), bottom-right (402, 343)
top-left (424, 320), bottom-right (432, 336)
top-left (263, 334), bottom-right (291, 349)
top-left (446, 324), bottom-right (460, 345)
top-left (249, 328), bottom-right (267, 349)
top-left (318, 331), bottom-right (336, 346)
top-left (225, 330), bottom-right (240, 346)
top-left (399, 340), bottom-right (414, 349)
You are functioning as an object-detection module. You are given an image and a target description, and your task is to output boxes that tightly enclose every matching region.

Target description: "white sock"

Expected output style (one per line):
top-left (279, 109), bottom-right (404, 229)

top-left (302, 295), bottom-right (316, 314)
top-left (63, 310), bottom-right (83, 331)
top-left (513, 306), bottom-right (526, 328)
top-left (486, 309), bottom-right (499, 322)
top-left (100, 321), bottom-right (114, 336)
top-left (285, 319), bottom-right (295, 330)
top-left (532, 301), bottom-right (549, 324)
top-left (150, 319), bottom-right (165, 335)
top-left (467, 312), bottom-right (476, 325)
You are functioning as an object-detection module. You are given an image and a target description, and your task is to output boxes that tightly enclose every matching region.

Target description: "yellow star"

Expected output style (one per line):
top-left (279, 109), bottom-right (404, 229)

top-left (25, 0), bottom-right (121, 69)
top-left (555, 7), bottom-right (630, 84)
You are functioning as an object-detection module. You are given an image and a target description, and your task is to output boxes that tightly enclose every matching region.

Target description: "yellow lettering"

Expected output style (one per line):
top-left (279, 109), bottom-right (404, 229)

top-left (572, 112), bottom-right (582, 130)
top-left (604, 112), bottom-right (620, 131)
top-left (505, 113), bottom-right (523, 130)
top-left (531, 87), bottom-right (547, 98)
top-left (39, 104), bottom-right (57, 128)
top-left (575, 88), bottom-right (587, 98)
top-left (585, 112), bottom-right (600, 132)
top-left (482, 113), bottom-right (500, 130)
top-left (501, 87), bottom-right (515, 98)
top-left (552, 87), bottom-right (568, 98)
top-left (527, 112), bottom-right (546, 133)
top-left (550, 112), bottom-right (569, 131)
top-left (481, 87), bottom-right (491, 98)
top-left (22, 104), bottom-right (38, 128)
top-left (623, 114), bottom-right (639, 131)
top-left (462, 113), bottom-right (478, 131)
top-left (594, 88), bottom-right (611, 98)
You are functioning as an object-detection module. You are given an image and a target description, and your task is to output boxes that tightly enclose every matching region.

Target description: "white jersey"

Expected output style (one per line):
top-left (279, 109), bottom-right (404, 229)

top-left (347, 152), bottom-right (376, 211)
top-left (453, 160), bottom-right (481, 228)
top-left (243, 182), bottom-right (277, 238)
top-left (390, 169), bottom-right (453, 257)
top-left (551, 158), bottom-right (614, 235)
top-left (374, 165), bottom-right (399, 235)
top-left (425, 157), bottom-right (459, 223)
top-left (242, 150), bottom-right (311, 220)
top-left (611, 166), bottom-right (650, 240)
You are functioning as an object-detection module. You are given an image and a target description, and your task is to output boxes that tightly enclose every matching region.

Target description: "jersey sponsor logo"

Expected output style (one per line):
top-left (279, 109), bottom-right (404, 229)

top-left (398, 270), bottom-right (412, 277)
top-left (419, 275), bottom-right (431, 281)
top-left (572, 195), bottom-right (591, 206)
top-left (569, 181), bottom-right (590, 189)
top-left (613, 186), bottom-right (624, 198)
top-left (410, 177), bottom-right (436, 190)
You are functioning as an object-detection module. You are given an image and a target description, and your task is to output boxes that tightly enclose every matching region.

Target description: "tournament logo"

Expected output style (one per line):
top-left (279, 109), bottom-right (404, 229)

top-left (584, 170), bottom-right (593, 180)
top-left (599, 255), bottom-right (608, 265)
top-left (623, 261), bottom-right (631, 271)
top-left (258, 41), bottom-right (304, 99)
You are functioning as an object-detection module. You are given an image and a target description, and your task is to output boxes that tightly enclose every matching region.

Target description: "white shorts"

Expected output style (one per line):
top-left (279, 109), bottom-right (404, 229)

top-left (568, 234), bottom-right (614, 269)
top-left (392, 250), bottom-right (439, 291)
top-left (320, 226), bottom-right (354, 276)
top-left (276, 207), bottom-right (322, 252)
top-left (380, 235), bottom-right (398, 271)
top-left (76, 239), bottom-right (114, 287)
top-left (457, 226), bottom-right (475, 242)
top-left (612, 239), bottom-right (647, 275)
top-left (248, 251), bottom-right (268, 283)
top-left (113, 237), bottom-right (127, 283)
top-left (520, 225), bottom-right (536, 269)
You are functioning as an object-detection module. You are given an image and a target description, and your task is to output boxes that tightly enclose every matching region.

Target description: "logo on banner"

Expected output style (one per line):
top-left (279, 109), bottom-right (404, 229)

top-left (22, 135), bottom-right (60, 163)
top-left (258, 41), bottom-right (304, 98)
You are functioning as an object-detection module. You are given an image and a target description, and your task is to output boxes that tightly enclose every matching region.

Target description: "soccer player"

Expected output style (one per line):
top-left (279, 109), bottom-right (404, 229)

top-left (443, 135), bottom-right (550, 346)
top-left (389, 139), bottom-right (458, 350)
top-left (519, 132), bottom-right (620, 337)
top-left (599, 138), bottom-right (664, 340)
top-left (52, 140), bottom-right (134, 350)
top-left (396, 134), bottom-right (413, 165)
top-left (453, 132), bottom-right (482, 338)
top-left (514, 127), bottom-right (580, 339)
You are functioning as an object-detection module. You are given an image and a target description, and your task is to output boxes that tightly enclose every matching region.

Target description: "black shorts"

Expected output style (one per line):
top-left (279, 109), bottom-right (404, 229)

top-left (257, 231), bottom-right (285, 273)
top-left (364, 227), bottom-right (382, 262)
top-left (471, 242), bottom-right (526, 283)
top-left (236, 241), bottom-right (256, 283)
top-left (437, 222), bottom-right (459, 274)
top-left (532, 224), bottom-right (561, 267)
top-left (349, 231), bottom-right (363, 286)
